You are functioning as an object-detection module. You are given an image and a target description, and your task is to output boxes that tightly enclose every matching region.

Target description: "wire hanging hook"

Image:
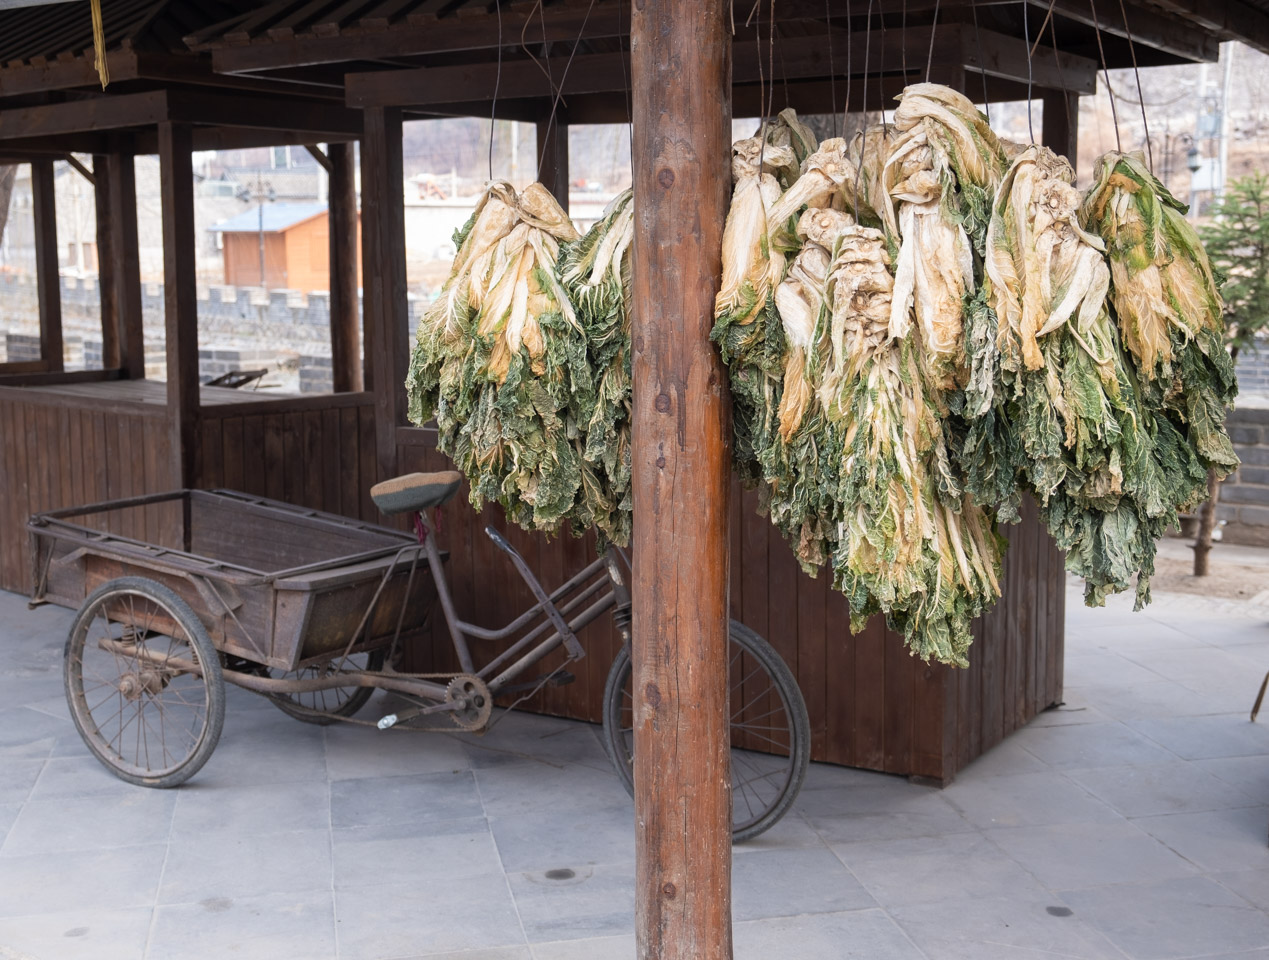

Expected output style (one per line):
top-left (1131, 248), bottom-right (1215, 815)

top-left (925, 0), bottom-right (940, 84)
top-left (489, 0), bottom-right (504, 181)
top-left (1117, 0), bottom-right (1154, 172)
top-left (1088, 0), bottom-right (1122, 153)
top-left (1022, 2), bottom-right (1035, 143)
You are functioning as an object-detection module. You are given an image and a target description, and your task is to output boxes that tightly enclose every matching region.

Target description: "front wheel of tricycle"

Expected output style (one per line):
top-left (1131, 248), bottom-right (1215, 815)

top-left (64, 576), bottom-right (225, 788)
top-left (600, 620), bottom-right (811, 843)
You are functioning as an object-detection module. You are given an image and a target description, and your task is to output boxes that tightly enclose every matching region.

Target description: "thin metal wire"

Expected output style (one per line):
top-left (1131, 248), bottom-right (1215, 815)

top-left (536, 0), bottom-right (600, 177)
top-left (533, 0), bottom-right (557, 182)
top-left (827, 0), bottom-right (838, 137)
top-left (925, 0), bottom-right (940, 83)
top-left (1029, 0), bottom-right (1058, 59)
top-left (1088, 0), bottom-right (1122, 152)
top-left (844, 0), bottom-right (853, 136)
top-left (1023, 2), bottom-right (1035, 143)
top-left (901, 0), bottom-right (908, 78)
top-left (970, 0), bottom-right (990, 125)
top-left (1117, 0), bottom-right (1154, 171)
top-left (877, 2), bottom-right (888, 135)
top-left (489, 0), bottom-right (504, 180)
top-left (766, 0), bottom-right (777, 124)
top-left (1049, 5), bottom-right (1073, 154)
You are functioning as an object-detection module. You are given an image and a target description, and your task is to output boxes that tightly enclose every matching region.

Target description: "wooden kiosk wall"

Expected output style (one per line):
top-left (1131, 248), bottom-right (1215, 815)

top-left (400, 429), bottom-right (1065, 783)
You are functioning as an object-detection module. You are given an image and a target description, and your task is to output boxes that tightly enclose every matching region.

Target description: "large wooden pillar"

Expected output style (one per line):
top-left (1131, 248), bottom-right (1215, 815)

top-left (107, 150), bottom-right (145, 379)
top-left (1042, 89), bottom-right (1080, 170)
top-left (31, 160), bottom-right (62, 372)
top-left (360, 107), bottom-right (407, 482)
top-left (158, 122), bottom-right (200, 488)
top-left (328, 141), bottom-right (362, 393)
top-left (630, 1), bottom-right (733, 957)
top-left (536, 112), bottom-right (570, 209)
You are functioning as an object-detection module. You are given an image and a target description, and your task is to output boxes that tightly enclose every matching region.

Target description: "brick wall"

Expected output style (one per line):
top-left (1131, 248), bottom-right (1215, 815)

top-left (1218, 406), bottom-right (1269, 544)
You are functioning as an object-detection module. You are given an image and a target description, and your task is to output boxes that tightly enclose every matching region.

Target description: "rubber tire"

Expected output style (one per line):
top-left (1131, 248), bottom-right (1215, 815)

top-left (267, 647), bottom-right (387, 725)
top-left (601, 619), bottom-right (811, 843)
top-left (64, 576), bottom-right (225, 788)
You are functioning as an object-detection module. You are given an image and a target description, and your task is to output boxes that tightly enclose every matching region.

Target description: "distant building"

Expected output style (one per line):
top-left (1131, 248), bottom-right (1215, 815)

top-left (209, 202), bottom-right (361, 292)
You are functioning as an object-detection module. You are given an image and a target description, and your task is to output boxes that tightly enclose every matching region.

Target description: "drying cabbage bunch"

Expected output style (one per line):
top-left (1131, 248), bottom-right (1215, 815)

top-left (406, 181), bottom-right (591, 534)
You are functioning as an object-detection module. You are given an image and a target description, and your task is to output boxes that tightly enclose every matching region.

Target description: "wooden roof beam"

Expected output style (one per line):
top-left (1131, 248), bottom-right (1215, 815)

top-left (0, 90), bottom-right (168, 141)
top-left (1026, 0), bottom-right (1219, 62)
top-left (1141, 0), bottom-right (1269, 53)
top-left (164, 89), bottom-right (363, 137)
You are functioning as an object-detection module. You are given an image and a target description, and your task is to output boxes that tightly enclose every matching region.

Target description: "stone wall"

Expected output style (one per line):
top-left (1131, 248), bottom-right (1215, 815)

top-left (1219, 407), bottom-right (1269, 545)
top-left (0, 273), bottom-right (413, 394)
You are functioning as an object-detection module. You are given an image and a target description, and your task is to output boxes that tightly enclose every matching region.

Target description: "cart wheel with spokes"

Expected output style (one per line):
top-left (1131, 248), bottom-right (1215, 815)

top-left (266, 648), bottom-right (386, 725)
top-left (64, 576), bottom-right (225, 788)
top-left (601, 619), bottom-right (811, 843)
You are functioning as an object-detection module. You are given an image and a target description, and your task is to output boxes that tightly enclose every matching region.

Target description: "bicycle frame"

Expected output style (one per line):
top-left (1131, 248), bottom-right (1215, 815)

top-left (414, 510), bottom-right (633, 698)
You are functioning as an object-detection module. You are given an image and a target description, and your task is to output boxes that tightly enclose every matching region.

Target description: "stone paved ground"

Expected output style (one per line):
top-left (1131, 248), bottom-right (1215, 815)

top-left (0, 575), bottom-right (1268, 960)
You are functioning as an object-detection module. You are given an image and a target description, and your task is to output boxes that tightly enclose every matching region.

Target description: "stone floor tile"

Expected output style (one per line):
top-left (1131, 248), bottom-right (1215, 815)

top-left (733, 908), bottom-right (927, 960)
top-left (530, 935), bottom-right (635, 960)
top-left (195, 713), bottom-right (328, 786)
top-left (159, 827), bottom-right (332, 904)
top-left (1197, 756), bottom-right (1269, 802)
top-left (0, 843), bottom-right (166, 916)
top-left (474, 758), bottom-right (627, 819)
top-left (148, 890), bottom-right (337, 960)
top-left (800, 762), bottom-right (899, 791)
top-left (943, 771), bottom-right (1122, 829)
top-left (731, 845), bottom-right (876, 920)
top-left (509, 861), bottom-right (634, 943)
top-left (460, 712), bottom-right (610, 770)
top-left (171, 778), bottom-right (331, 837)
top-left (730, 808), bottom-right (825, 851)
top-left (1065, 761), bottom-right (1260, 818)
top-left (1214, 868), bottom-right (1269, 912)
top-left (409, 949), bottom-right (533, 960)
top-left (1063, 652), bottom-right (1167, 689)
top-left (801, 782), bottom-right (975, 844)
top-left (890, 895), bottom-right (1124, 960)
top-left (0, 705), bottom-right (72, 758)
top-left (1127, 715), bottom-right (1269, 761)
top-left (333, 818), bottom-right (503, 890)
top-left (1134, 807), bottom-right (1269, 874)
top-left (335, 875), bottom-right (524, 960)
top-left (0, 905), bottom-right (153, 960)
top-left (1121, 647), bottom-right (1264, 699)
top-left (1011, 721), bottom-right (1179, 769)
top-left (324, 722), bottom-right (471, 781)
top-left (330, 770), bottom-right (484, 830)
top-left (0, 803), bottom-right (19, 846)
top-left (952, 738), bottom-right (1051, 778)
top-left (0, 757), bottom-right (43, 804)
top-left (987, 820), bottom-right (1198, 890)
top-left (1061, 875), bottom-right (1269, 960)
top-left (28, 755), bottom-right (146, 799)
top-left (1082, 680), bottom-right (1239, 722)
top-left (1, 789), bottom-right (176, 857)
top-left (489, 803), bottom-right (634, 874)
top-left (831, 832), bottom-right (1049, 907)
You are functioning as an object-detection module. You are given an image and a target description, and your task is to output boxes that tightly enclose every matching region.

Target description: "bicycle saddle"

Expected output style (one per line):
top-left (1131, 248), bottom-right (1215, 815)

top-left (370, 471), bottom-right (463, 514)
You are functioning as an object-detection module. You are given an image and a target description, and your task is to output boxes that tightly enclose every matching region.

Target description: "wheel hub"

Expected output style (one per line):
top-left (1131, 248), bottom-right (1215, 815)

top-left (118, 670), bottom-right (167, 700)
top-left (446, 674), bottom-right (492, 731)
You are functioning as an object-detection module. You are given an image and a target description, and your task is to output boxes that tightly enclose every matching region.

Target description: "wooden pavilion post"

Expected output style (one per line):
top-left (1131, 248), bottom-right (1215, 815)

top-left (630, 1), bottom-right (734, 957)
top-left (31, 159), bottom-right (63, 372)
top-left (107, 150), bottom-right (145, 379)
top-left (328, 141), bottom-right (362, 393)
top-left (93, 154), bottom-right (120, 371)
top-left (360, 106), bottom-right (407, 482)
top-left (536, 112), bottom-right (570, 209)
top-left (158, 121), bottom-right (201, 489)
top-left (1042, 90), bottom-right (1080, 172)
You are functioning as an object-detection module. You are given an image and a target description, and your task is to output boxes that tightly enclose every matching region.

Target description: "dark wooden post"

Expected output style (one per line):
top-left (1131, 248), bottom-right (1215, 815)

top-left (328, 141), bottom-right (363, 393)
top-left (31, 159), bottom-right (63, 372)
top-left (1042, 90), bottom-right (1080, 171)
top-left (93, 154), bottom-right (120, 371)
top-left (630, 1), bottom-right (733, 958)
top-left (536, 112), bottom-right (570, 209)
top-left (360, 107), bottom-right (407, 482)
top-left (158, 122), bottom-right (201, 488)
top-left (108, 150), bottom-right (145, 379)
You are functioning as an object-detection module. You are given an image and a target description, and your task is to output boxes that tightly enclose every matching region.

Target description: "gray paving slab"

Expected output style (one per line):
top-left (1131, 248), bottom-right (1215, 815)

top-left (1083, 679), bottom-right (1240, 721)
top-left (0, 758), bottom-right (43, 804)
top-left (330, 770), bottom-right (485, 830)
top-left (148, 890), bottom-right (338, 960)
top-left (1063, 651), bottom-right (1168, 689)
top-left (334, 875), bottom-right (524, 960)
top-left (530, 935), bottom-right (634, 960)
top-left (889, 895), bottom-right (1123, 960)
top-left (0, 803), bottom-right (19, 845)
top-left (800, 781), bottom-right (975, 843)
top-left (1127, 714), bottom-right (1269, 761)
top-left (1065, 760), bottom-right (1261, 817)
top-left (0, 842), bottom-right (167, 916)
top-left (987, 819), bottom-right (1198, 890)
top-left (1197, 755), bottom-right (1269, 802)
top-left (0, 905), bottom-right (153, 960)
top-left (1011, 720), bottom-right (1180, 769)
top-left (197, 714), bottom-right (330, 786)
top-left (28, 755), bottom-right (148, 799)
top-left (1061, 875), bottom-right (1269, 960)
top-left (1122, 646), bottom-right (1265, 699)
top-left (171, 777), bottom-right (332, 837)
top-left (0, 789), bottom-right (176, 857)
top-left (332, 818), bottom-right (504, 890)
top-left (507, 861), bottom-right (635, 943)
top-left (949, 737), bottom-right (1050, 778)
top-left (732, 908), bottom-right (928, 960)
top-left (830, 832), bottom-right (1051, 907)
top-left (489, 802), bottom-right (635, 874)
top-left (942, 770), bottom-right (1123, 829)
top-left (1134, 806), bottom-right (1269, 874)
top-left (158, 826), bottom-right (333, 904)
top-left (1213, 867), bottom-right (1269, 912)
top-left (730, 845), bottom-right (876, 920)
top-left (473, 758), bottom-right (629, 819)
top-left (325, 722), bottom-right (472, 781)
top-left (409, 949), bottom-right (533, 960)
top-left (0, 705), bottom-right (72, 758)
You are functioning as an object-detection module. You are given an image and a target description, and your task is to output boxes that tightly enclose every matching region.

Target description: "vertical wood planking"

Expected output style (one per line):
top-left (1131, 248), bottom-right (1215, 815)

top-left (264, 413), bottom-right (287, 502)
top-left (338, 407), bottom-right (361, 518)
top-left (221, 417), bottom-right (245, 492)
top-left (243, 414), bottom-right (266, 498)
top-left (322, 408), bottom-right (342, 514)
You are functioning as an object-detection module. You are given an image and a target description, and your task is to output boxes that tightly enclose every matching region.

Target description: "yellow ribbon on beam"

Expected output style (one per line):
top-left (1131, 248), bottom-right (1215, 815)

top-left (91, 0), bottom-right (109, 89)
